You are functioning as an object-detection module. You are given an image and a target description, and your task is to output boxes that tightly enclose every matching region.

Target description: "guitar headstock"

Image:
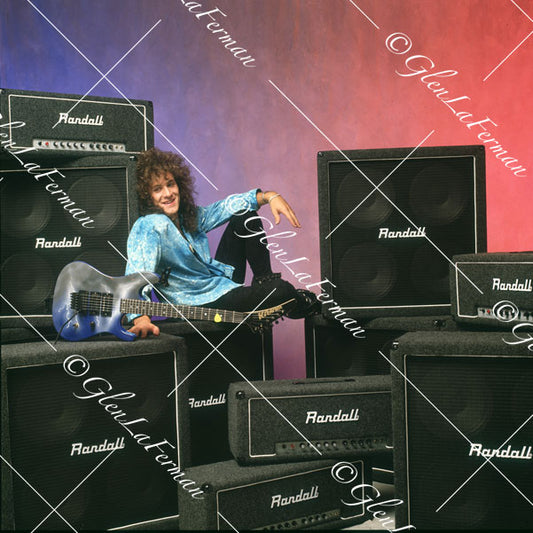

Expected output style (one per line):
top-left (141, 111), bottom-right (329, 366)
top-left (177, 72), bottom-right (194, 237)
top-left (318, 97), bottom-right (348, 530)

top-left (244, 299), bottom-right (298, 333)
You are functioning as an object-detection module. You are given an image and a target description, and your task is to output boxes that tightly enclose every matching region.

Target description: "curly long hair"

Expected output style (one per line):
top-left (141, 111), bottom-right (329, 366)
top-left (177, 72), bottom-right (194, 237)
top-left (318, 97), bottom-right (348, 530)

top-left (136, 147), bottom-right (198, 233)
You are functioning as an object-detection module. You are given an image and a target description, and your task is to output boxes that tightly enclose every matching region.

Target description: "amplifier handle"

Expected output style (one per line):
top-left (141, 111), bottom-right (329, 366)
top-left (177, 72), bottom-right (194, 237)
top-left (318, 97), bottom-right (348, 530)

top-left (291, 378), bottom-right (356, 385)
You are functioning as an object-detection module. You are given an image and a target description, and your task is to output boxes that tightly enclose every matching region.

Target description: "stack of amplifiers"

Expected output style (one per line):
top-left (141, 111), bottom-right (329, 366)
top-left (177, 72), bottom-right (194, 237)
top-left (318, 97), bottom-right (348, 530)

top-left (1, 334), bottom-right (187, 531)
top-left (451, 252), bottom-right (533, 328)
top-left (305, 314), bottom-right (460, 378)
top-left (391, 331), bottom-right (533, 530)
top-left (317, 145), bottom-right (486, 318)
top-left (178, 459), bottom-right (373, 530)
top-left (227, 376), bottom-right (391, 465)
top-left (0, 88), bottom-right (153, 156)
top-left (1, 153), bottom-right (138, 324)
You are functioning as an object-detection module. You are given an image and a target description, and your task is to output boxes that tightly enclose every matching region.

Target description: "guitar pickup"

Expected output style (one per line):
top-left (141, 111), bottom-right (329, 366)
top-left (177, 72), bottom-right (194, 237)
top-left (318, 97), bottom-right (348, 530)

top-left (70, 291), bottom-right (113, 317)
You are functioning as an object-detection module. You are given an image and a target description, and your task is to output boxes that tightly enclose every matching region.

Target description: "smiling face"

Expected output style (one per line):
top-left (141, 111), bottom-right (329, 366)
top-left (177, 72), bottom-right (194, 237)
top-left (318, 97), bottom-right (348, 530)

top-left (149, 171), bottom-right (180, 220)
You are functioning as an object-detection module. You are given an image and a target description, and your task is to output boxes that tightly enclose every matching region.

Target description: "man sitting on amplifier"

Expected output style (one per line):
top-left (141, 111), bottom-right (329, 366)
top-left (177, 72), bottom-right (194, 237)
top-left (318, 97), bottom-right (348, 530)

top-left (125, 147), bottom-right (318, 338)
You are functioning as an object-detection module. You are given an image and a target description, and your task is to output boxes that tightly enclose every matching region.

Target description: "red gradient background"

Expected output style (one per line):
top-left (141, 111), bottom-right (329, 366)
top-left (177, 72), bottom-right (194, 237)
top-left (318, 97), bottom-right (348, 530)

top-left (1, 0), bottom-right (531, 377)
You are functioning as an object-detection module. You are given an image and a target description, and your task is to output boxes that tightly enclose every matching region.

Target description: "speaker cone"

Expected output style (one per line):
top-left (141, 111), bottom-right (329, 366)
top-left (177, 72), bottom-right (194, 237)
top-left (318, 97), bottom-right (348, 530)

top-left (1, 253), bottom-right (54, 314)
top-left (337, 243), bottom-right (397, 301)
top-left (66, 175), bottom-right (122, 235)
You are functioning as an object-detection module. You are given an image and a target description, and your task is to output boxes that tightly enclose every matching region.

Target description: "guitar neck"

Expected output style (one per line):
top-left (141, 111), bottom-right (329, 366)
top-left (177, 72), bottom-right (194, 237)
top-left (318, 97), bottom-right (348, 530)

top-left (120, 298), bottom-right (246, 324)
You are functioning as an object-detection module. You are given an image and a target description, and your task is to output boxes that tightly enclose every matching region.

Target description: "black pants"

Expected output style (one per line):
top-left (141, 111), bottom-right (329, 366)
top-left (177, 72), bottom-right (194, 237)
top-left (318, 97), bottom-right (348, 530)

top-left (206, 213), bottom-right (299, 312)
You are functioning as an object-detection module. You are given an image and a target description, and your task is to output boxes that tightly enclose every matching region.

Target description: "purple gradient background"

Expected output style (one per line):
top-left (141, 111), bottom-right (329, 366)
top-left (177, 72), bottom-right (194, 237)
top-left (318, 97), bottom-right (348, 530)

top-left (1, 0), bottom-right (531, 377)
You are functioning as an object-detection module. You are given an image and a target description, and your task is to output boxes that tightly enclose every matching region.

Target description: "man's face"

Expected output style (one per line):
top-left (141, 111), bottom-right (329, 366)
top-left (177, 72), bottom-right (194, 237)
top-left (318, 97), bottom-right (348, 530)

top-left (150, 171), bottom-right (180, 220)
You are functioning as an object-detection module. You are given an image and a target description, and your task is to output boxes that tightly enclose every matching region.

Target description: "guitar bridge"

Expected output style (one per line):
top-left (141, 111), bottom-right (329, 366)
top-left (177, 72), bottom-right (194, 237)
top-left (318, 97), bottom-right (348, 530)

top-left (70, 290), bottom-right (113, 317)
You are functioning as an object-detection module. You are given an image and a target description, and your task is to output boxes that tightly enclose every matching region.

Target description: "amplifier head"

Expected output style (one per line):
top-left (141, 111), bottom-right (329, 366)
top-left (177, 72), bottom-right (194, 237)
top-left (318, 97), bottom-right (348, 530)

top-left (0, 88), bottom-right (153, 156)
top-left (178, 459), bottom-right (374, 530)
top-left (451, 252), bottom-right (533, 329)
top-left (391, 331), bottom-right (533, 530)
top-left (318, 145), bottom-right (486, 319)
top-left (228, 376), bottom-right (392, 465)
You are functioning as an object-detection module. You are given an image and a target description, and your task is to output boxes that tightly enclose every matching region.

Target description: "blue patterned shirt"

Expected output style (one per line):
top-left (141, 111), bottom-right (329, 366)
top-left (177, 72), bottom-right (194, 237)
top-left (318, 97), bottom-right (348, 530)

top-left (125, 189), bottom-right (259, 320)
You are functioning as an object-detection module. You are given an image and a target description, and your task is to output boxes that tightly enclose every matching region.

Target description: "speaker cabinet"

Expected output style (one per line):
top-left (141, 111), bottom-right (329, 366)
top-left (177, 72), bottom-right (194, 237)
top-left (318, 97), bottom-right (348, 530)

top-left (1, 334), bottom-right (188, 531)
top-left (391, 331), bottom-right (533, 530)
top-left (0, 88), bottom-right (153, 156)
top-left (451, 252), bottom-right (533, 329)
top-left (1, 153), bottom-right (138, 322)
top-left (159, 320), bottom-right (273, 467)
top-left (305, 314), bottom-right (460, 378)
top-left (228, 376), bottom-right (392, 465)
top-left (178, 458), bottom-right (373, 530)
top-left (318, 145), bottom-right (486, 318)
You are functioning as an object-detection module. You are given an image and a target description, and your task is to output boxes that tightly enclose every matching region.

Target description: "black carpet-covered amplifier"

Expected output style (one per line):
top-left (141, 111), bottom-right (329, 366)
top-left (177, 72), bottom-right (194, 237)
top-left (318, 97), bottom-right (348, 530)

top-left (0, 153), bottom-right (138, 322)
top-left (451, 252), bottom-right (533, 329)
top-left (227, 376), bottom-right (391, 465)
top-left (305, 314), bottom-right (460, 378)
top-left (159, 320), bottom-right (273, 467)
top-left (318, 145), bottom-right (486, 318)
top-left (391, 331), bottom-right (533, 530)
top-left (1, 334), bottom-right (187, 531)
top-left (0, 88), bottom-right (153, 155)
top-left (178, 458), bottom-right (373, 530)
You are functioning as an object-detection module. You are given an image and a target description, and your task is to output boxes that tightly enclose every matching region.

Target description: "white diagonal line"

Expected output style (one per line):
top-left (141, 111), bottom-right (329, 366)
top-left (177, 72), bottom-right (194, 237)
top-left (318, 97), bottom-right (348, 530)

top-left (436, 413), bottom-right (533, 512)
top-left (107, 241), bottom-right (322, 456)
top-left (511, 0), bottom-right (533, 23)
top-left (0, 454), bottom-right (77, 532)
top-left (26, 0), bottom-right (217, 190)
top-left (378, 350), bottom-right (472, 443)
top-left (0, 294), bottom-right (57, 352)
top-left (31, 449), bottom-right (116, 532)
top-left (347, 0), bottom-right (380, 30)
top-left (269, 80), bottom-right (484, 296)
top-left (483, 30), bottom-right (533, 81)
top-left (327, 130), bottom-right (435, 238)
top-left (218, 511), bottom-right (240, 532)
top-left (52, 19), bottom-right (163, 128)
top-left (214, 336), bottom-right (324, 457)
top-left (380, 350), bottom-right (533, 509)
top-left (167, 288), bottom-right (278, 397)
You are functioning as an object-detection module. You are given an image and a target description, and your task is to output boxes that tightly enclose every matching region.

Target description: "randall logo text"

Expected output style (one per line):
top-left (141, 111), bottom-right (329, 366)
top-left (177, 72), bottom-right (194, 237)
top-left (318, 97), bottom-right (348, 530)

top-left (71, 437), bottom-right (125, 456)
top-left (189, 393), bottom-right (226, 408)
top-left (492, 278), bottom-right (532, 292)
top-left (57, 113), bottom-right (104, 126)
top-left (271, 485), bottom-right (319, 508)
top-left (306, 408), bottom-right (359, 424)
top-left (378, 227), bottom-right (426, 239)
top-left (469, 443), bottom-right (532, 460)
top-left (35, 236), bottom-right (81, 249)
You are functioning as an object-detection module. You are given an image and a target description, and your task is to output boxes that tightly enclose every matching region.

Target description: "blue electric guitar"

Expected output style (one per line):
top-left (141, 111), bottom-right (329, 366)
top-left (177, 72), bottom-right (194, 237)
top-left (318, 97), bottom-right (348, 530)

top-left (52, 262), bottom-right (295, 341)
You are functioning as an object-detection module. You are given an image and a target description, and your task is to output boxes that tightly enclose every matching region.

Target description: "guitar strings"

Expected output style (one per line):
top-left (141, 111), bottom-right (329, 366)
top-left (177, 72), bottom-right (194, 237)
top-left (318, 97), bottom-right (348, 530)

top-left (72, 292), bottom-right (248, 320)
top-left (70, 292), bottom-right (293, 331)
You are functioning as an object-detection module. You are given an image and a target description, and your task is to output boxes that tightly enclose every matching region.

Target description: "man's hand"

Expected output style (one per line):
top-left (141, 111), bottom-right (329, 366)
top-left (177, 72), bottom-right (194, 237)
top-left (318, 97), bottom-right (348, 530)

top-left (257, 190), bottom-right (301, 228)
top-left (129, 315), bottom-right (160, 338)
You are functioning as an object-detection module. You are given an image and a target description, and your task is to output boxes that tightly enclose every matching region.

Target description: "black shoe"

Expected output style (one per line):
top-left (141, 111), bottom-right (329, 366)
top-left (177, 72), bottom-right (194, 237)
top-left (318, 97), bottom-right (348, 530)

top-left (286, 289), bottom-right (321, 319)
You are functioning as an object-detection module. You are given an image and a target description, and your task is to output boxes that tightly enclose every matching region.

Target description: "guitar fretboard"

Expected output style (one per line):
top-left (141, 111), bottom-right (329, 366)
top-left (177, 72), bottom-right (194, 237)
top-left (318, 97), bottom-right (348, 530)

top-left (120, 298), bottom-right (246, 323)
